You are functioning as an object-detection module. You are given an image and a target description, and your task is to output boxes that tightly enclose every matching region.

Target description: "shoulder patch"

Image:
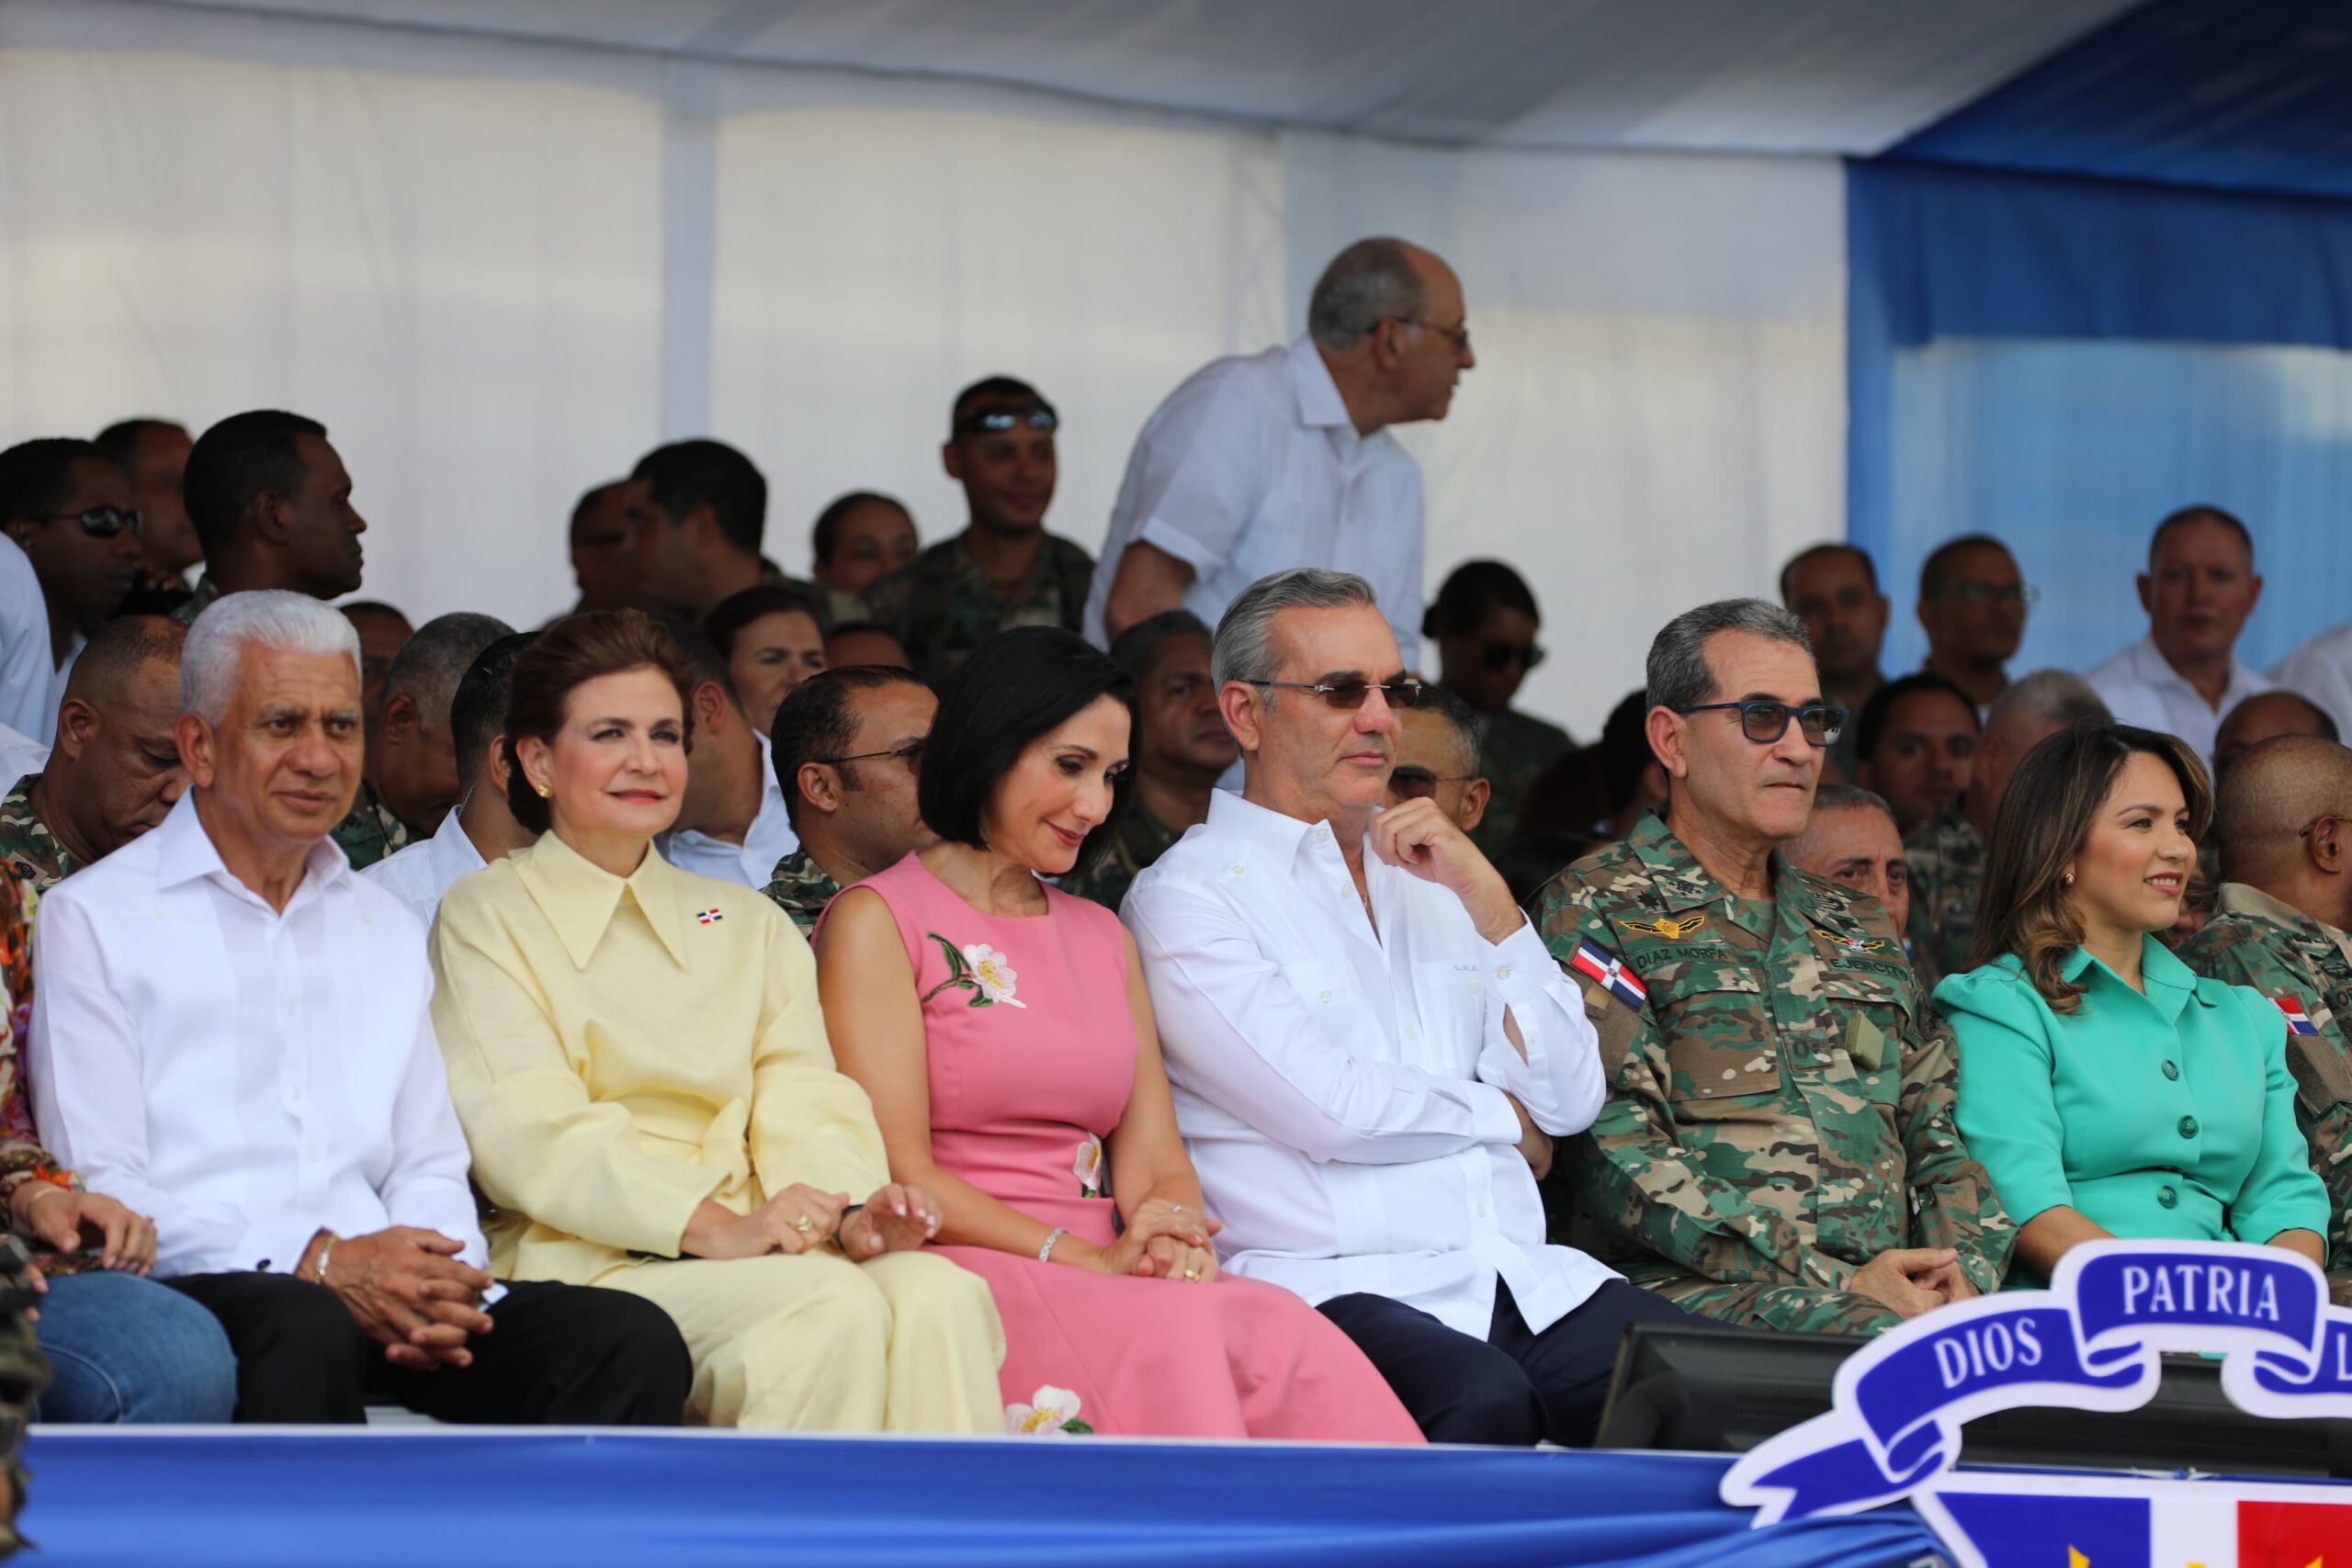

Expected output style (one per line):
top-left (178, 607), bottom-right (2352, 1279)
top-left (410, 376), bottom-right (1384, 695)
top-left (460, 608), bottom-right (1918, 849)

top-left (1569, 939), bottom-right (1647, 1010)
top-left (2277, 995), bottom-right (2322, 1034)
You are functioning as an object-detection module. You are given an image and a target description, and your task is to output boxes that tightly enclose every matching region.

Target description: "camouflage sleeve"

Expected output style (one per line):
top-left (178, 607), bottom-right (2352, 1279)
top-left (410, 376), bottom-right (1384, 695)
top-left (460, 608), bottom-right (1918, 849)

top-left (1898, 1003), bottom-right (2014, 1292)
top-left (1532, 879), bottom-right (1829, 1288)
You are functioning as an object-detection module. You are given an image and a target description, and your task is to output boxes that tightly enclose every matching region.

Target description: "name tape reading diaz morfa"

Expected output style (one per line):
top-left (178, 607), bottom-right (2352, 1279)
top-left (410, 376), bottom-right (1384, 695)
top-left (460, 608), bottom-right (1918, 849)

top-left (1722, 1239), bottom-right (2352, 1567)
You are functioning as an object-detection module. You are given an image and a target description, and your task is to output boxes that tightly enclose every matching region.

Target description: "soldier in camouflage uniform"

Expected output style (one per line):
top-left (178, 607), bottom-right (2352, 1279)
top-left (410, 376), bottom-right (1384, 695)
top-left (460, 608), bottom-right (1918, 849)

top-left (1469, 707), bottom-right (1572, 857)
top-left (868, 378), bottom-right (1093, 691)
top-left (166, 570), bottom-right (221, 627)
top-left (1060, 804), bottom-right (1182, 914)
top-left (1062, 610), bottom-right (1228, 913)
top-left (1778, 543), bottom-right (1891, 787)
top-left (760, 848), bottom-right (842, 937)
top-left (1533, 599), bottom-right (2011, 1336)
top-left (2176, 734), bottom-right (2352, 1303)
top-left (760, 666), bottom-right (938, 934)
top-left (1420, 563), bottom-right (1573, 858)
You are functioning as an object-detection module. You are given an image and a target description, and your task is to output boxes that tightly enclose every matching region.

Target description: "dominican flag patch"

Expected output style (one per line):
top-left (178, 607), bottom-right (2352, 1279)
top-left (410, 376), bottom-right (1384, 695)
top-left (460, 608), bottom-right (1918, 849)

top-left (1569, 939), bottom-right (1646, 1010)
top-left (695, 908), bottom-right (725, 925)
top-left (2275, 995), bottom-right (2320, 1034)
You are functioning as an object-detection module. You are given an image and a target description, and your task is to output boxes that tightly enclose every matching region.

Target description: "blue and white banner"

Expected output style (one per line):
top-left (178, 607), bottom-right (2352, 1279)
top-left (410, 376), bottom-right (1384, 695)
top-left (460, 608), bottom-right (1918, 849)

top-left (1723, 1240), bottom-right (2352, 1565)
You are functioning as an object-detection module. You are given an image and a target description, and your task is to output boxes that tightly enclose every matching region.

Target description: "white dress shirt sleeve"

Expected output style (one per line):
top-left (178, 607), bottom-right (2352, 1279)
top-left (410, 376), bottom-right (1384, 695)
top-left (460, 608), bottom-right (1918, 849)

top-left (1472, 919), bottom-right (1607, 1139)
top-left (1124, 376), bottom-right (1272, 579)
top-left (377, 1007), bottom-right (492, 1272)
top-left (1128, 873), bottom-right (1523, 1164)
top-left (29, 891), bottom-right (314, 1277)
top-left (0, 541), bottom-right (52, 741)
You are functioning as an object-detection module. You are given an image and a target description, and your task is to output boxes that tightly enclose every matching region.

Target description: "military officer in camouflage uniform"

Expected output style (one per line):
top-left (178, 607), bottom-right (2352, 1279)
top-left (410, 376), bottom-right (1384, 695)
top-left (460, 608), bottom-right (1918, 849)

top-left (760, 666), bottom-right (937, 934)
top-left (1779, 543), bottom-right (1890, 787)
top-left (1533, 598), bottom-right (2011, 1335)
top-left (2177, 734), bottom-right (2352, 1303)
top-left (867, 378), bottom-right (1093, 692)
top-left (1063, 611), bottom-right (1229, 912)
top-left (1905, 670), bottom-right (2110, 987)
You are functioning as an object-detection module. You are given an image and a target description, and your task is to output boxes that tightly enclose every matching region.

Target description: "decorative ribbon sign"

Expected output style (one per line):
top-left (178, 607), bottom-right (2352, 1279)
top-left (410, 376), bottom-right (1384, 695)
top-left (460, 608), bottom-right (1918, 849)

top-left (1722, 1239), bottom-right (2352, 1564)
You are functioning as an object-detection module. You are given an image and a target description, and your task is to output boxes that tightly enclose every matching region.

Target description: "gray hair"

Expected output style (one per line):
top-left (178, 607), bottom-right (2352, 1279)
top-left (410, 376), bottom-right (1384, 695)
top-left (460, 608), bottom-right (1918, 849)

top-left (1984, 668), bottom-right (2110, 734)
top-left (382, 611), bottom-right (514, 728)
top-left (1808, 782), bottom-right (1896, 825)
top-left (183, 590), bottom-right (363, 724)
top-left (1212, 569), bottom-right (1380, 691)
top-left (1307, 238), bottom-right (1430, 351)
top-left (1645, 598), bottom-right (1813, 713)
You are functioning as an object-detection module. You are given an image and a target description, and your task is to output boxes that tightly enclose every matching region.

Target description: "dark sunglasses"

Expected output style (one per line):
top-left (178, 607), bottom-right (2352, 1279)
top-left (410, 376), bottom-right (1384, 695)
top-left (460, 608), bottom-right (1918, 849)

top-left (1389, 764), bottom-right (1475, 800)
top-left (1674, 699), bottom-right (1848, 747)
top-left (1481, 639), bottom-right (1544, 672)
top-left (814, 739), bottom-right (925, 773)
top-left (28, 504), bottom-right (141, 539)
top-left (1247, 677), bottom-right (1423, 711)
top-left (956, 405), bottom-right (1058, 437)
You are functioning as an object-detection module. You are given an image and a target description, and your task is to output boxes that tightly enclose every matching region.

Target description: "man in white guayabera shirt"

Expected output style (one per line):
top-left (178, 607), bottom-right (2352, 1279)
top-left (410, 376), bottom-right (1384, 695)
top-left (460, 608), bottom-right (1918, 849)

top-left (1125, 569), bottom-right (1690, 1447)
top-left (30, 591), bottom-right (690, 1424)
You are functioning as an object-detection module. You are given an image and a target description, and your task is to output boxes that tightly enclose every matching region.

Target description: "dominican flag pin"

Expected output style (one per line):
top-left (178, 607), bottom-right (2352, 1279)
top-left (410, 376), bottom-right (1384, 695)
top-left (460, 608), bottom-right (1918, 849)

top-left (1569, 938), bottom-right (1646, 1010)
top-left (695, 908), bottom-right (725, 925)
top-left (2275, 995), bottom-right (2320, 1035)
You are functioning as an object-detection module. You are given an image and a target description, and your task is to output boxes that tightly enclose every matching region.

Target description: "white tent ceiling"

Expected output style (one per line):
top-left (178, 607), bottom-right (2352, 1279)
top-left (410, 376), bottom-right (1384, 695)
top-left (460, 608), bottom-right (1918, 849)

top-left (145, 0), bottom-right (2138, 153)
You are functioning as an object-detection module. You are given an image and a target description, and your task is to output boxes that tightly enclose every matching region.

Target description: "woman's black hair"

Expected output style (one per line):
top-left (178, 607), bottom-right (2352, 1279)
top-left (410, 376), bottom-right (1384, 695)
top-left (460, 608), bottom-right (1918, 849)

top-left (918, 626), bottom-right (1136, 879)
top-left (1421, 559), bottom-right (1540, 640)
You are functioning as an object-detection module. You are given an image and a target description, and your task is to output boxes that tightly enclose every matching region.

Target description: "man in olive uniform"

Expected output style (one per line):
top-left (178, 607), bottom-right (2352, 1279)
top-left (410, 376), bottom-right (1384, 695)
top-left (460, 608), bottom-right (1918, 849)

top-left (2177, 734), bottom-right (2352, 1304)
top-left (1063, 610), bottom-right (1231, 912)
top-left (761, 666), bottom-right (936, 934)
top-left (1532, 599), bottom-right (2011, 1335)
top-left (866, 378), bottom-right (1093, 691)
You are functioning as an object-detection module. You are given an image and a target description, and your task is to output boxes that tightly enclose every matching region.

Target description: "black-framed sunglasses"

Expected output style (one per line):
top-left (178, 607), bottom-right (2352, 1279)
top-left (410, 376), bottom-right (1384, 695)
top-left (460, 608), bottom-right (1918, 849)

top-left (956, 405), bottom-right (1058, 437)
top-left (1674, 699), bottom-right (1849, 747)
top-left (1247, 677), bottom-right (1423, 711)
top-left (813, 739), bottom-right (925, 773)
top-left (1481, 639), bottom-right (1544, 672)
top-left (27, 504), bottom-right (141, 539)
top-left (1388, 765), bottom-right (1476, 800)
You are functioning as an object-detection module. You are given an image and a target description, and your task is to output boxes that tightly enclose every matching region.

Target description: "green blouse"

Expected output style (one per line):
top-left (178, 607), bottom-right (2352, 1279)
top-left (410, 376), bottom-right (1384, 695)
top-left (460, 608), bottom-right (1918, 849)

top-left (1933, 936), bottom-right (2329, 1284)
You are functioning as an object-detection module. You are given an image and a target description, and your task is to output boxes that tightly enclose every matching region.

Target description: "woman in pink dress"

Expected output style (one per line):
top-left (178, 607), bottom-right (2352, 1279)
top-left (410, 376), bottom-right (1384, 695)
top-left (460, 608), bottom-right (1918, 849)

top-left (820, 627), bottom-right (1421, 1442)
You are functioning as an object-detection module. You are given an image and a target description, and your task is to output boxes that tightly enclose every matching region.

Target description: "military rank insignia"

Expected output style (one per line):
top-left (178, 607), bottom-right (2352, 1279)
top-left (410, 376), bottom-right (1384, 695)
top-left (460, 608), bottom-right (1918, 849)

top-left (1814, 930), bottom-right (1886, 956)
top-left (1569, 939), bottom-right (1646, 1010)
top-left (2276, 996), bottom-right (2321, 1035)
top-left (1619, 914), bottom-right (1706, 940)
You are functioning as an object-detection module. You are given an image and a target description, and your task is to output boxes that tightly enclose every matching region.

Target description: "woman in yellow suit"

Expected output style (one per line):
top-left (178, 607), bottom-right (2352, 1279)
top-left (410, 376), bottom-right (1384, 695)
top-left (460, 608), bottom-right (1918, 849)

top-left (428, 610), bottom-right (1003, 1430)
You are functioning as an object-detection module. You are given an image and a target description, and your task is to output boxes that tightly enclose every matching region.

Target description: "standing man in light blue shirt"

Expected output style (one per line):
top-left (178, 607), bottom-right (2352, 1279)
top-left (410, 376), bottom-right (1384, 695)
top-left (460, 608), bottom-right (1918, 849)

top-left (1086, 240), bottom-right (1474, 669)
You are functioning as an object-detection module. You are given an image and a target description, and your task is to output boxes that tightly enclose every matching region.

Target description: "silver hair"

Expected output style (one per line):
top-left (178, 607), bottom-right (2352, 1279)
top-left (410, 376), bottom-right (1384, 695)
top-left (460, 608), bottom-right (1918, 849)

top-left (1212, 569), bottom-right (1380, 691)
top-left (382, 611), bottom-right (514, 724)
top-left (1645, 598), bottom-right (1813, 714)
top-left (1984, 668), bottom-right (2110, 734)
top-left (182, 590), bottom-right (363, 724)
top-left (1807, 782), bottom-right (1896, 824)
top-left (1306, 238), bottom-right (1430, 351)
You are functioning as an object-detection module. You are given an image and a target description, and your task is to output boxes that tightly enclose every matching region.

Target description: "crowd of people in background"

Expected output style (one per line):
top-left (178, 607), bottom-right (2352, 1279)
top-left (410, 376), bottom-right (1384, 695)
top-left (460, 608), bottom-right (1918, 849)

top-left (0, 233), bottom-right (2348, 1487)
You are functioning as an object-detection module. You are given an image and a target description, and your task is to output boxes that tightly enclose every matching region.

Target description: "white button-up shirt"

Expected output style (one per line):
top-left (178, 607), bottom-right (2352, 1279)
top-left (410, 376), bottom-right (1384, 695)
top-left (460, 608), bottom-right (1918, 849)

top-left (2270, 619), bottom-right (2352, 739)
top-left (29, 791), bottom-right (489, 1281)
top-left (660, 732), bottom-right (798, 888)
top-left (0, 537), bottom-right (52, 742)
top-left (1125, 791), bottom-right (1616, 1340)
top-left (1084, 335), bottom-right (1426, 667)
top-left (2086, 634), bottom-right (2276, 770)
top-left (364, 804), bottom-right (489, 934)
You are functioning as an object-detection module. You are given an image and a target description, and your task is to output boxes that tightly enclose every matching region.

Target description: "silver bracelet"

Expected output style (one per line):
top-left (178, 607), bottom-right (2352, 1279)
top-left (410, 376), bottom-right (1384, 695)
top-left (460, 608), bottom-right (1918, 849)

top-left (1037, 1226), bottom-right (1068, 1263)
top-left (311, 1234), bottom-right (336, 1285)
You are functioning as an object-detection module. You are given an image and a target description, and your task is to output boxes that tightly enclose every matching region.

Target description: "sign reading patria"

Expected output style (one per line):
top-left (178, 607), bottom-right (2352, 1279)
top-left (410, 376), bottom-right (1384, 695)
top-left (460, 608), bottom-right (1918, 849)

top-left (1721, 1239), bottom-right (2352, 1565)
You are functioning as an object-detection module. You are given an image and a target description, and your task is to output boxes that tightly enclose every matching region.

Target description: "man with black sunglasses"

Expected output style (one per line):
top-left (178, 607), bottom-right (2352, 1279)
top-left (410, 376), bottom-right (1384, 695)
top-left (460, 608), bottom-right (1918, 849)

top-left (762, 666), bottom-right (936, 933)
top-left (1129, 570), bottom-right (1686, 1448)
top-left (866, 377), bottom-right (1093, 692)
top-left (0, 438), bottom-right (147, 744)
top-left (1532, 599), bottom-right (2012, 1337)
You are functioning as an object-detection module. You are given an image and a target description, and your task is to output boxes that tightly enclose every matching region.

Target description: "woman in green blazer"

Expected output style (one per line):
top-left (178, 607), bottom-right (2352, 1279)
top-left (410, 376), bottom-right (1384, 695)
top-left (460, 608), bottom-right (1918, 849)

top-left (1931, 722), bottom-right (2327, 1287)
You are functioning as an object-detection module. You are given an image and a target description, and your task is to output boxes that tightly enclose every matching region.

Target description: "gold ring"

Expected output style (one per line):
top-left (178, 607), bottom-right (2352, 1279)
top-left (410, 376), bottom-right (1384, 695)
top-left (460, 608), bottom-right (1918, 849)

top-left (1183, 1269), bottom-right (1201, 1281)
top-left (792, 1214), bottom-right (815, 1235)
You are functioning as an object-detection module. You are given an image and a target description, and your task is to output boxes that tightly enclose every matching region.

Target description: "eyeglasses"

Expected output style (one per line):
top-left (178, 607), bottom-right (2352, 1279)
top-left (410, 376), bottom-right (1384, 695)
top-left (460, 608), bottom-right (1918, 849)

top-left (1481, 639), bottom-right (1544, 672)
top-left (1944, 581), bottom-right (2039, 608)
top-left (813, 739), bottom-right (925, 774)
top-left (1389, 317), bottom-right (1472, 355)
top-left (2297, 811), bottom-right (2352, 840)
top-left (956, 405), bottom-right (1058, 437)
top-left (26, 505), bottom-right (141, 539)
top-left (1246, 677), bottom-right (1423, 711)
top-left (1389, 765), bottom-right (1476, 800)
top-left (1673, 699), bottom-right (1849, 747)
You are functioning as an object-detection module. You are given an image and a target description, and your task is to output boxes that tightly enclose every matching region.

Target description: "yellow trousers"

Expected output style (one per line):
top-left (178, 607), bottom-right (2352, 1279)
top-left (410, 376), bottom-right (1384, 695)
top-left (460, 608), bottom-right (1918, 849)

top-left (594, 1249), bottom-right (1004, 1432)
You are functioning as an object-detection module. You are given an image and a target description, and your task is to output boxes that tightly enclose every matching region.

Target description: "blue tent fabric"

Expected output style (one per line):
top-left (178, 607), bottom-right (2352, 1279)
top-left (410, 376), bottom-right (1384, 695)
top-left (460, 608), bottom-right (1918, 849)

top-left (20, 1429), bottom-right (1946, 1567)
top-left (1890, 0), bottom-right (2352, 204)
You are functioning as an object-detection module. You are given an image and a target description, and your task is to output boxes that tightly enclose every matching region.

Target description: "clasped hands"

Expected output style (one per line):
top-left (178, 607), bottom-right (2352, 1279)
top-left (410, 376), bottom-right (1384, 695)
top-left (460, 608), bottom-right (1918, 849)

top-left (1058, 1196), bottom-right (1221, 1285)
top-left (1850, 1246), bottom-right (1980, 1319)
top-left (9, 1182), bottom-right (158, 1320)
top-left (684, 1182), bottom-right (942, 1264)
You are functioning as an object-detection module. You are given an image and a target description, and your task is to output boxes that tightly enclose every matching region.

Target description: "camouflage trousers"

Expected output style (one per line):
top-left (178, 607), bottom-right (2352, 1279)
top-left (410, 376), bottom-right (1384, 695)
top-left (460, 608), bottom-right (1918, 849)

top-left (2332, 1269), bottom-right (2352, 1310)
top-left (1647, 1275), bottom-right (1903, 1337)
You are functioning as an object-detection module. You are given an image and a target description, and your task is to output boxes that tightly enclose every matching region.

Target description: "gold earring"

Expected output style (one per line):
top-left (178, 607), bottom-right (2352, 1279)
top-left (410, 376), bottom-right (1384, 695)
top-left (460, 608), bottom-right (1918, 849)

top-left (535, 783), bottom-right (551, 798)
top-left (2061, 870), bottom-right (2075, 886)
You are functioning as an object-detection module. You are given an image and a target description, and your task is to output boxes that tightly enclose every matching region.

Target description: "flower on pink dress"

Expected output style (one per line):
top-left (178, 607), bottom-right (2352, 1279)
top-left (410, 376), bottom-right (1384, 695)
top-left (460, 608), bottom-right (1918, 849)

top-left (1073, 1135), bottom-right (1104, 1199)
top-left (1005, 1384), bottom-right (1092, 1436)
top-left (920, 933), bottom-right (1029, 1010)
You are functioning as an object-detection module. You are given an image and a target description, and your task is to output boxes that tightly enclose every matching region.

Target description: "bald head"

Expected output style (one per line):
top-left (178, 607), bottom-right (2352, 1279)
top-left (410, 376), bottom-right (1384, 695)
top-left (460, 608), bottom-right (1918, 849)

top-left (2214, 734), bottom-right (2352, 892)
top-left (2215, 690), bottom-right (2338, 778)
